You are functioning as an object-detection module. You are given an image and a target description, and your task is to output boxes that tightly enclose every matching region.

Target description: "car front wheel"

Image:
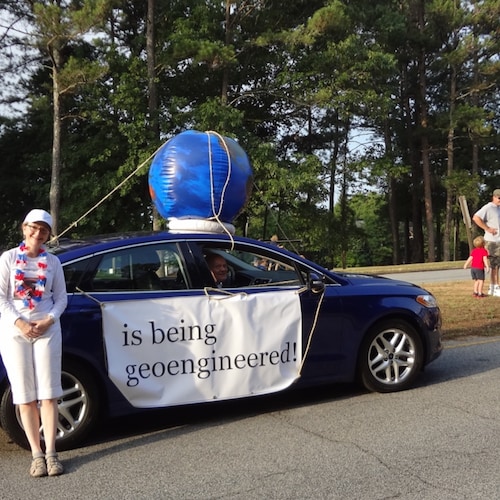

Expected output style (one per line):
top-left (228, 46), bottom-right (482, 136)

top-left (358, 320), bottom-right (423, 393)
top-left (0, 359), bottom-right (102, 450)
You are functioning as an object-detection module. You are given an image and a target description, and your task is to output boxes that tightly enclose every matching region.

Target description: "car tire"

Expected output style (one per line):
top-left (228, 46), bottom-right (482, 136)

top-left (358, 319), bottom-right (423, 393)
top-left (0, 388), bottom-right (29, 449)
top-left (0, 359), bottom-right (102, 450)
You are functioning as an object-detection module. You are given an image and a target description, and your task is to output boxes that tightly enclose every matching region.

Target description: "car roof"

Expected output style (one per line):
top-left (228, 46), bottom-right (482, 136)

top-left (48, 231), bottom-right (161, 255)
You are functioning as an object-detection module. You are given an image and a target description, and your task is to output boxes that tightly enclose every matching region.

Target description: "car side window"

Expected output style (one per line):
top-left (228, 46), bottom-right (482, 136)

top-left (91, 244), bottom-right (187, 291)
top-left (202, 245), bottom-right (303, 288)
top-left (63, 256), bottom-right (100, 293)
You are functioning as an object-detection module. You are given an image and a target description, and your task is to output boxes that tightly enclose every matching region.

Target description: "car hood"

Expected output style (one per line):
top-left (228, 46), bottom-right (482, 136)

top-left (332, 272), bottom-right (424, 290)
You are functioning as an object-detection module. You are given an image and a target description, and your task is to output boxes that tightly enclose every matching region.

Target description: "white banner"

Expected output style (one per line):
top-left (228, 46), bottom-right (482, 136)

top-left (101, 290), bottom-right (302, 408)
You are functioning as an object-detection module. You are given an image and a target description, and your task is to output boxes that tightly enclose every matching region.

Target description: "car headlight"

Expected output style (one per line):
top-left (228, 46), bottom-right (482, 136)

top-left (416, 294), bottom-right (438, 308)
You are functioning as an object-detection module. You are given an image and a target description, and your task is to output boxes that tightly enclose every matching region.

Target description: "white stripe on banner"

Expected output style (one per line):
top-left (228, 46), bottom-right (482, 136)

top-left (101, 290), bottom-right (302, 408)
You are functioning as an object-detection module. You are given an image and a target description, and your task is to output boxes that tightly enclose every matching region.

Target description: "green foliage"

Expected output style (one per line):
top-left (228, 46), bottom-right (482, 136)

top-left (58, 56), bottom-right (107, 93)
top-left (1, 0), bottom-right (500, 267)
top-left (192, 99), bottom-right (245, 134)
top-left (349, 193), bottom-right (393, 266)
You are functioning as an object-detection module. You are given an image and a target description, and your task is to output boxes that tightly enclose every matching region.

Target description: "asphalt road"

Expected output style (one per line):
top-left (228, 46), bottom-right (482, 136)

top-left (380, 268), bottom-right (468, 284)
top-left (1, 337), bottom-right (499, 499)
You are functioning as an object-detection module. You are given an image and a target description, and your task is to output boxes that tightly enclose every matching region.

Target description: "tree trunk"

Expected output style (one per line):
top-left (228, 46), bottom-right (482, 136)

top-left (401, 64), bottom-right (424, 263)
top-left (443, 65), bottom-right (457, 261)
top-left (383, 120), bottom-right (400, 264)
top-left (221, 0), bottom-right (231, 104)
top-left (339, 122), bottom-right (350, 269)
top-left (471, 30), bottom-right (479, 180)
top-left (328, 113), bottom-right (340, 214)
top-left (417, 0), bottom-right (435, 262)
top-left (147, 0), bottom-right (159, 140)
top-left (49, 46), bottom-right (62, 236)
top-left (147, 0), bottom-right (161, 230)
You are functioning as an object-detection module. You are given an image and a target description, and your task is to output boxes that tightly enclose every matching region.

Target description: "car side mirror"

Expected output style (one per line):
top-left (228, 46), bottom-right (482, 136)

top-left (308, 272), bottom-right (325, 294)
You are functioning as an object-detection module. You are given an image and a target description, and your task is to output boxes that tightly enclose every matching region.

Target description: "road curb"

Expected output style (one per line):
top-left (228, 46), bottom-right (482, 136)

top-left (443, 335), bottom-right (500, 349)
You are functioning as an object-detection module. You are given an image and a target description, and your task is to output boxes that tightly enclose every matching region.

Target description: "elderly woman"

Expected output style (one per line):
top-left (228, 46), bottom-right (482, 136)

top-left (0, 209), bottom-right (67, 477)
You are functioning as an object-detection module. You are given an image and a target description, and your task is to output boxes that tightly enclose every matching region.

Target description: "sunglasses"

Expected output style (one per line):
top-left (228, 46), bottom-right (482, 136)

top-left (26, 223), bottom-right (50, 236)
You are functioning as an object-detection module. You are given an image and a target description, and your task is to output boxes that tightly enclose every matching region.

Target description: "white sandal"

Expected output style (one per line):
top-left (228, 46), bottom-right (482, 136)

top-left (30, 456), bottom-right (47, 477)
top-left (46, 454), bottom-right (64, 477)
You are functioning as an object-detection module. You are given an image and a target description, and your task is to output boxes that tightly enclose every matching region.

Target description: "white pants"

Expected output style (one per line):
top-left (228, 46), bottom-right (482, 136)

top-left (0, 324), bottom-right (63, 404)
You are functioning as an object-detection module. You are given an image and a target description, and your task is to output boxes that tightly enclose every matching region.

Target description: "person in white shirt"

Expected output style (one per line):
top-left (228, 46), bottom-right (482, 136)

top-left (0, 209), bottom-right (67, 477)
top-left (472, 190), bottom-right (500, 296)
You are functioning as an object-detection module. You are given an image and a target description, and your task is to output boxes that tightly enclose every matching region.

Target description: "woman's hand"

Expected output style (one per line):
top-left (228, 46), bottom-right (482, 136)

top-left (16, 316), bottom-right (54, 340)
top-left (30, 316), bottom-right (54, 336)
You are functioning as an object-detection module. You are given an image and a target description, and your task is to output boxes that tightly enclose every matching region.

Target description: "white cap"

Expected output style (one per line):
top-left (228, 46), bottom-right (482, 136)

top-left (23, 209), bottom-right (53, 231)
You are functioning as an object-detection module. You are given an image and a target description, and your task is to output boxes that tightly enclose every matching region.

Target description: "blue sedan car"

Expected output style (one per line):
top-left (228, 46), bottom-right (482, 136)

top-left (0, 232), bottom-right (442, 449)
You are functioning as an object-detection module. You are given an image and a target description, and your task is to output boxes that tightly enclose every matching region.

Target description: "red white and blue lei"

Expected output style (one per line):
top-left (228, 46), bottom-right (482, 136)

top-left (14, 242), bottom-right (48, 309)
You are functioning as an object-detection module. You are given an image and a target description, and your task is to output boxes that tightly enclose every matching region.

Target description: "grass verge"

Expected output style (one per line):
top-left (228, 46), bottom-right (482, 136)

top-left (422, 280), bottom-right (500, 340)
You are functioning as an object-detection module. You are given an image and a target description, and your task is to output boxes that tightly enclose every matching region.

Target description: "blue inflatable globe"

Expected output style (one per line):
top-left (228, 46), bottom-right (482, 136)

top-left (149, 130), bottom-right (253, 226)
